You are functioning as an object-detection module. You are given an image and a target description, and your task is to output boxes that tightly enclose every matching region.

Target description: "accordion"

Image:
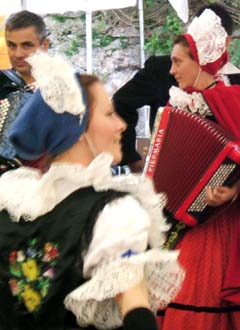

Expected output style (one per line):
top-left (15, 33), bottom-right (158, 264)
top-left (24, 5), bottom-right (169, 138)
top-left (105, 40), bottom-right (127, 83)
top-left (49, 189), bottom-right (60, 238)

top-left (0, 91), bottom-right (33, 158)
top-left (144, 106), bottom-right (240, 226)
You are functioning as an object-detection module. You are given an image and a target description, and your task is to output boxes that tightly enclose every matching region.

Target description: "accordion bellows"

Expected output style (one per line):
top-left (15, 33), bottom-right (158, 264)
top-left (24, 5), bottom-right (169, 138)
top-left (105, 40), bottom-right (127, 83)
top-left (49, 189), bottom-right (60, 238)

top-left (144, 107), bottom-right (240, 226)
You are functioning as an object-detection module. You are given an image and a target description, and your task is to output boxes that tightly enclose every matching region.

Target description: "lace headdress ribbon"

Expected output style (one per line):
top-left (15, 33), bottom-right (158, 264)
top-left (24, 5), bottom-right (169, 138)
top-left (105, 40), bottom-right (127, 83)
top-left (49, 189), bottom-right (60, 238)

top-left (27, 51), bottom-right (86, 120)
top-left (184, 9), bottom-right (228, 75)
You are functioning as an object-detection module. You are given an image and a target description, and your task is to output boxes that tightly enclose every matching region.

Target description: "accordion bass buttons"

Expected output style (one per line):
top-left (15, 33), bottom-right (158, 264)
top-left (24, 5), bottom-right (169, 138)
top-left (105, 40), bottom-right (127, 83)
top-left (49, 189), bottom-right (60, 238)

top-left (0, 99), bottom-right (10, 137)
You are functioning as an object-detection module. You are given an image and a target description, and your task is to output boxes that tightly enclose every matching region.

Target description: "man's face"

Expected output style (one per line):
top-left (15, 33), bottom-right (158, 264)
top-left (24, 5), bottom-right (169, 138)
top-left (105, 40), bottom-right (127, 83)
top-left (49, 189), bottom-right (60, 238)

top-left (5, 26), bottom-right (49, 77)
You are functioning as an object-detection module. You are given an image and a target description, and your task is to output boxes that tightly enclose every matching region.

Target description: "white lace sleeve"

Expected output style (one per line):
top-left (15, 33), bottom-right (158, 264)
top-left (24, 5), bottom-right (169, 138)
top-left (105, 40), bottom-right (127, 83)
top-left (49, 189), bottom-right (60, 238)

top-left (64, 195), bottom-right (184, 329)
top-left (83, 195), bottom-right (150, 277)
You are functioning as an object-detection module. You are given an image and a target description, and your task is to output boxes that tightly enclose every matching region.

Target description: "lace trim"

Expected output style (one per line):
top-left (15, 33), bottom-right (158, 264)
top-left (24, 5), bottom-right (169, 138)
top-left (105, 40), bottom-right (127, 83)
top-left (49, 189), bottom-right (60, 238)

top-left (169, 86), bottom-right (212, 118)
top-left (187, 9), bottom-right (227, 66)
top-left (64, 249), bottom-right (184, 329)
top-left (0, 153), bottom-right (110, 221)
top-left (93, 169), bottom-right (169, 248)
top-left (27, 52), bottom-right (86, 121)
top-left (0, 152), bottom-right (168, 248)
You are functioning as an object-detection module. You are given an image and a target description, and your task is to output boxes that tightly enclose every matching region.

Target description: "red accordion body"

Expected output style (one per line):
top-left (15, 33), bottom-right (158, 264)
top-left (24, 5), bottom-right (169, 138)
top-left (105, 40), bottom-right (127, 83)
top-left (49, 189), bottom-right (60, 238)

top-left (144, 107), bottom-right (240, 226)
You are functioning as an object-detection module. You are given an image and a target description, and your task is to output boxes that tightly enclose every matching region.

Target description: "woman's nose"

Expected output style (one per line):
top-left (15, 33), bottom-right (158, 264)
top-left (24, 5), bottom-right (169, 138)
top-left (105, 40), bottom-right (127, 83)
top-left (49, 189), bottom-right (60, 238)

top-left (116, 113), bottom-right (127, 132)
top-left (170, 63), bottom-right (175, 76)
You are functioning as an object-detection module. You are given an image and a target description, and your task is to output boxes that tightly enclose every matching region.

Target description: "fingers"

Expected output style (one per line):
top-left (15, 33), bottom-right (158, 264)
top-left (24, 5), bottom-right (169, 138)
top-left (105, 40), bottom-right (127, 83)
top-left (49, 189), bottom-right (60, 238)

top-left (142, 146), bottom-right (149, 157)
top-left (205, 186), bottom-right (237, 207)
top-left (205, 187), bottom-right (221, 207)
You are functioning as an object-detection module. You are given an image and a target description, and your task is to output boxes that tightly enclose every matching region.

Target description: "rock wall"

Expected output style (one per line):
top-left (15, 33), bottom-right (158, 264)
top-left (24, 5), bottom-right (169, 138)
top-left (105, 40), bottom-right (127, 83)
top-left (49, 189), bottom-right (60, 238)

top-left (44, 12), bottom-right (149, 136)
top-left (44, 13), bottom-right (141, 96)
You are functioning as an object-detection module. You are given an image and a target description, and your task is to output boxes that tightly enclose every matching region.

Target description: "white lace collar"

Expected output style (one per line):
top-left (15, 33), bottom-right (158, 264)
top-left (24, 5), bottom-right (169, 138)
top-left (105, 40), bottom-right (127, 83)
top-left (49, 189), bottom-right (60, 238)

top-left (169, 86), bottom-right (212, 117)
top-left (0, 152), bottom-right (168, 247)
top-left (0, 153), bottom-right (112, 222)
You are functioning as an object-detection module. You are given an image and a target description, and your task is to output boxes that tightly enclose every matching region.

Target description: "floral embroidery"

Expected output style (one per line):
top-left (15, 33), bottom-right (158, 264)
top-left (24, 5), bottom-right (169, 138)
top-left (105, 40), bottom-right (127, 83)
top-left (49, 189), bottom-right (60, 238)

top-left (8, 239), bottom-right (59, 312)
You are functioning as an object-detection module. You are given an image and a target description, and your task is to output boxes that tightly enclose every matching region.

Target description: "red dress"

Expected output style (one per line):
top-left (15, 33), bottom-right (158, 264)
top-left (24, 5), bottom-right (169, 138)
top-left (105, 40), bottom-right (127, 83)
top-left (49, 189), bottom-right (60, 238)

top-left (158, 203), bottom-right (240, 330)
top-left (158, 82), bottom-right (240, 330)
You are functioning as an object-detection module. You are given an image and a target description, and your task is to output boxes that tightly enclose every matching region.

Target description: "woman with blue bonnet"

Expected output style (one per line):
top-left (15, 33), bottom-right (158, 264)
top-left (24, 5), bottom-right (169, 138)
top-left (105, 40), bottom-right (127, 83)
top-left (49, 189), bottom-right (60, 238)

top-left (0, 51), bottom-right (183, 330)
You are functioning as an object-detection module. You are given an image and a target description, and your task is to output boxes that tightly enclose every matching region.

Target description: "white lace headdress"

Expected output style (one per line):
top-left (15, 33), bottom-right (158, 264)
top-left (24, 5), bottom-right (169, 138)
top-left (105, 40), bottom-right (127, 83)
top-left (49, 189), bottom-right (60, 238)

top-left (9, 52), bottom-right (89, 160)
top-left (27, 51), bottom-right (86, 120)
top-left (184, 9), bottom-right (228, 75)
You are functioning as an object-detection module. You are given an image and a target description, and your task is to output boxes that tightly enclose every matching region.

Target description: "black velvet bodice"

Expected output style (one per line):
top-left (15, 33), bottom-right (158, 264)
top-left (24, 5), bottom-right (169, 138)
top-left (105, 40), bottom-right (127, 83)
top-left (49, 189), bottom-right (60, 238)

top-left (0, 186), bottom-right (126, 330)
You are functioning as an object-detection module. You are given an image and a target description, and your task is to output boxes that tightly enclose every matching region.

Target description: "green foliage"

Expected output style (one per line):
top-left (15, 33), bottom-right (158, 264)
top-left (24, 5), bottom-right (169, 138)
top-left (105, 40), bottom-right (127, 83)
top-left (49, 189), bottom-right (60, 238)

top-left (145, 13), bottom-right (183, 55)
top-left (95, 20), bottom-right (107, 31)
top-left (51, 14), bottom-right (85, 22)
top-left (65, 39), bottom-right (81, 56)
top-left (93, 31), bottom-right (115, 47)
top-left (119, 36), bottom-right (129, 49)
top-left (229, 39), bottom-right (240, 68)
top-left (144, 33), bottom-right (162, 55)
top-left (92, 30), bottom-right (128, 50)
top-left (51, 15), bottom-right (68, 23)
top-left (144, 0), bottom-right (155, 7)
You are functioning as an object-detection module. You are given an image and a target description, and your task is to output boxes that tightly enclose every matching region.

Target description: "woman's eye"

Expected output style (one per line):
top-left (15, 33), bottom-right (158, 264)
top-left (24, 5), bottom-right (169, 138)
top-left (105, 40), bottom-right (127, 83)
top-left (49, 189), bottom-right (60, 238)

top-left (107, 111), bottom-right (114, 117)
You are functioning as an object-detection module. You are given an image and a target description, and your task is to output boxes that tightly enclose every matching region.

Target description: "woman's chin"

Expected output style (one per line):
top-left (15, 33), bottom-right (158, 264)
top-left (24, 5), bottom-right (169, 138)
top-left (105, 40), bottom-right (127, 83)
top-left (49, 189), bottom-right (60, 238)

top-left (178, 82), bottom-right (186, 89)
top-left (111, 151), bottom-right (123, 166)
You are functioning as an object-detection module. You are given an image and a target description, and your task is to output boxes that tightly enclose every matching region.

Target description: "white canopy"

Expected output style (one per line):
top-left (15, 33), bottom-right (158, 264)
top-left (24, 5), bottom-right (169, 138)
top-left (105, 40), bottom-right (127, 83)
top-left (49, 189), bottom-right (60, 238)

top-left (168, 0), bottom-right (189, 23)
top-left (0, 0), bottom-right (137, 14)
top-left (22, 0), bottom-right (137, 13)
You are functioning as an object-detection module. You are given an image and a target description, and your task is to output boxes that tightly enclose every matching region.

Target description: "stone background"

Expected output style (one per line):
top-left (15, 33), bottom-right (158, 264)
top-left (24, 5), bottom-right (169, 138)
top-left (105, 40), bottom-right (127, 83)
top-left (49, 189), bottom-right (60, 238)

top-left (44, 13), bottom-right (140, 96)
top-left (44, 12), bottom-right (149, 136)
top-left (43, 3), bottom-right (240, 136)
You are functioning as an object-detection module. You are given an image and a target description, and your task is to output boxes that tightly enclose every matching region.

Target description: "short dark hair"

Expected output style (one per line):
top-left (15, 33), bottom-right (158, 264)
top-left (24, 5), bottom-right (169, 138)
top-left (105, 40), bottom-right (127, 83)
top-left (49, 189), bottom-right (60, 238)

top-left (196, 3), bottom-right (233, 36)
top-left (5, 10), bottom-right (47, 42)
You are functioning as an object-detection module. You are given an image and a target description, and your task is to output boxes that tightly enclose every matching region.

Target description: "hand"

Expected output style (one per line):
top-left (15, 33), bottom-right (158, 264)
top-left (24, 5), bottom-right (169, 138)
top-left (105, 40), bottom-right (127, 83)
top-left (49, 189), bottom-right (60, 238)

top-left (205, 184), bottom-right (238, 207)
top-left (115, 280), bottom-right (150, 317)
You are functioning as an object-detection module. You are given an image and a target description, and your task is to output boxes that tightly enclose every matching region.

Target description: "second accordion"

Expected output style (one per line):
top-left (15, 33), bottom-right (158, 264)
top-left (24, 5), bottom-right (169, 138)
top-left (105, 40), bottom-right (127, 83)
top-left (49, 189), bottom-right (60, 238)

top-left (144, 107), bottom-right (240, 226)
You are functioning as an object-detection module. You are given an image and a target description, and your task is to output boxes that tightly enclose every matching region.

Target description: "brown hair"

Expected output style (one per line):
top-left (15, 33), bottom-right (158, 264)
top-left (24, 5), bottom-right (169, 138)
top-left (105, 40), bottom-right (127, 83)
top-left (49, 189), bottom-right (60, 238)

top-left (76, 74), bottom-right (101, 126)
top-left (78, 74), bottom-right (100, 108)
top-left (173, 35), bottom-right (194, 60)
top-left (24, 74), bottom-right (101, 171)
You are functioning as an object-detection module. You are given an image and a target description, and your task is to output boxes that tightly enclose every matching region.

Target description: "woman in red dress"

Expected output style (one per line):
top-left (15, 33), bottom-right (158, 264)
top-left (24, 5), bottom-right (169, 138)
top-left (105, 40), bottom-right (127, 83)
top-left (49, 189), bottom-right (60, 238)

top-left (158, 8), bottom-right (240, 330)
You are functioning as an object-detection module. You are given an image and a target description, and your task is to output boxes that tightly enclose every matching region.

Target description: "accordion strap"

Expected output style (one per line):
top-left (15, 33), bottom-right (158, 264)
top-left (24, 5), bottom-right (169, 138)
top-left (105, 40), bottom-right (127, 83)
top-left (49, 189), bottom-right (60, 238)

top-left (0, 155), bottom-right (21, 176)
top-left (1, 69), bottom-right (26, 89)
top-left (163, 210), bottom-right (191, 250)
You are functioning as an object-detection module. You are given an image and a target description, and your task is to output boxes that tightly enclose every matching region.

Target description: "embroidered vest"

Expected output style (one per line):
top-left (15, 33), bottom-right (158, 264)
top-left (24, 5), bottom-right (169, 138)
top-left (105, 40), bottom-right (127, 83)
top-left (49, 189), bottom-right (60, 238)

top-left (0, 186), bottom-right (126, 330)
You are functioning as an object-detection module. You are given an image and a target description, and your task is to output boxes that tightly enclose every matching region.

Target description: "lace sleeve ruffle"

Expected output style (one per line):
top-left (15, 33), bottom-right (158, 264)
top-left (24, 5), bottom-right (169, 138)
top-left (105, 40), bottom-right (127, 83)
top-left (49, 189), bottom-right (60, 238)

top-left (64, 196), bottom-right (184, 329)
top-left (64, 250), bottom-right (183, 329)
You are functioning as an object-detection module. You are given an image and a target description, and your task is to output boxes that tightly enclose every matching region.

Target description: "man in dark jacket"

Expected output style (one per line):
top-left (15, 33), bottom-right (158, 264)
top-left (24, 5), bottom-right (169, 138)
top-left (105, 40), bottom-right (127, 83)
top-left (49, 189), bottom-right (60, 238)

top-left (113, 3), bottom-right (240, 172)
top-left (0, 10), bottom-right (49, 99)
top-left (0, 10), bottom-right (49, 159)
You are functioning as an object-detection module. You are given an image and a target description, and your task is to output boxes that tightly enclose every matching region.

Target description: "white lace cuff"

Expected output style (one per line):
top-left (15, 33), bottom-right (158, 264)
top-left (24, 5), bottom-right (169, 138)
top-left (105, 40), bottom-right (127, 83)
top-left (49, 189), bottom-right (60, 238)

top-left (64, 249), bottom-right (184, 329)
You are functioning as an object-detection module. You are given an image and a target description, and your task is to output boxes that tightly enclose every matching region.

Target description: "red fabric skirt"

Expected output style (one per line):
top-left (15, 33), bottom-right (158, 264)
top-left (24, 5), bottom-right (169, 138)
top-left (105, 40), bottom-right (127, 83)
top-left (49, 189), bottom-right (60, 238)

top-left (158, 202), bottom-right (240, 330)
